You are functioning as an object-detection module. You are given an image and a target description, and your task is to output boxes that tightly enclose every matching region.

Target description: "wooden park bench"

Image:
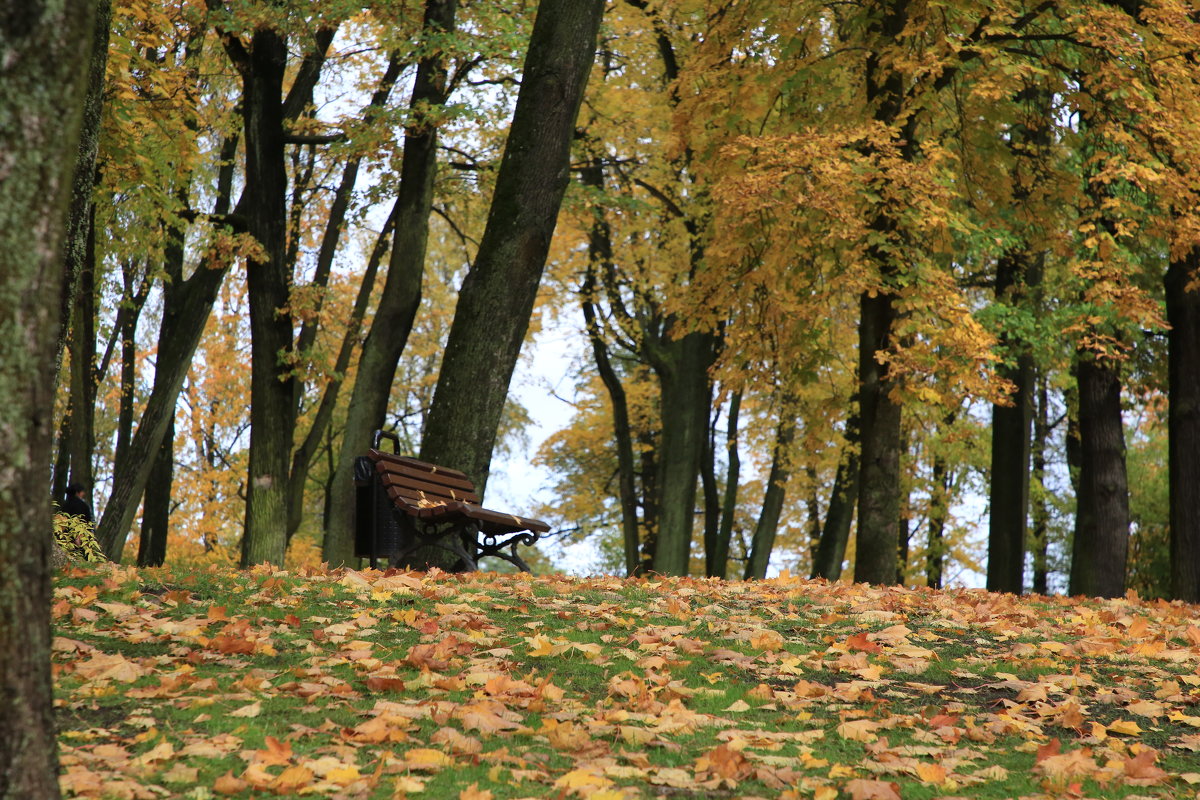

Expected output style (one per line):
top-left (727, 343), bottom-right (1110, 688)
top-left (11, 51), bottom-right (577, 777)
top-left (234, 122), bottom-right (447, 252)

top-left (354, 431), bottom-right (550, 572)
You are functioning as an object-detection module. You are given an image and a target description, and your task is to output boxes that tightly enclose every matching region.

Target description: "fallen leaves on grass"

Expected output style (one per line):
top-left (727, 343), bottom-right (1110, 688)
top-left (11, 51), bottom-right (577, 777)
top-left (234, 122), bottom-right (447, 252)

top-left (51, 564), bottom-right (1200, 799)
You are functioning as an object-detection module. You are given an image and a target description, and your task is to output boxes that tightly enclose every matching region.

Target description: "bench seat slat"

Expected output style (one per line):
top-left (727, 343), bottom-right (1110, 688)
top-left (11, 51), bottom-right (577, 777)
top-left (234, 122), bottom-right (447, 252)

top-left (369, 450), bottom-right (472, 482)
top-left (412, 500), bottom-right (551, 535)
top-left (376, 467), bottom-right (481, 504)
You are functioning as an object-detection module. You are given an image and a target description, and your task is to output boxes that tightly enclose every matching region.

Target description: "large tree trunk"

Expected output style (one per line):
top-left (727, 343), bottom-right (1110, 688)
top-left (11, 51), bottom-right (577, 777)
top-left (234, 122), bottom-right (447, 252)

top-left (649, 331), bottom-right (715, 576)
top-left (854, 289), bottom-right (902, 585)
top-left (237, 28), bottom-right (296, 567)
top-left (419, 0), bottom-right (605, 517)
top-left (1166, 247), bottom-right (1200, 602)
top-left (1068, 355), bottom-right (1130, 597)
top-left (0, 2), bottom-right (97, 796)
top-left (852, 0), bottom-right (909, 587)
top-left (986, 254), bottom-right (1036, 595)
top-left (323, 2), bottom-right (457, 566)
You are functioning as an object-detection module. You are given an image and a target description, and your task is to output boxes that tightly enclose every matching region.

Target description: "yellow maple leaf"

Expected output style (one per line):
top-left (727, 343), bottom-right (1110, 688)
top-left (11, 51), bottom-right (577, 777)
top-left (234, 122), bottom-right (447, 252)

top-left (229, 701), bottom-right (261, 718)
top-left (554, 768), bottom-right (613, 794)
top-left (404, 748), bottom-right (454, 770)
top-left (1108, 719), bottom-right (1143, 735)
top-left (273, 765), bottom-right (314, 792)
top-left (837, 719), bottom-right (880, 742)
top-left (458, 783), bottom-right (493, 800)
top-left (915, 762), bottom-right (946, 783)
top-left (525, 634), bottom-right (559, 657)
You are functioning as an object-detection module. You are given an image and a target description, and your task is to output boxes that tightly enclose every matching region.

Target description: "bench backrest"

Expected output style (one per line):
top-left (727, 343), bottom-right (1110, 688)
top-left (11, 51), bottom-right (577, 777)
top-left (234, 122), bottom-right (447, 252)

top-left (368, 450), bottom-right (481, 508)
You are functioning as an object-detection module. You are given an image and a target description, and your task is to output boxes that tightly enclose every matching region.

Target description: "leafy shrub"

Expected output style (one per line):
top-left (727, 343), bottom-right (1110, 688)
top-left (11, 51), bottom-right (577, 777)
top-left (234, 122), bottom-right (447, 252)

top-left (53, 509), bottom-right (106, 563)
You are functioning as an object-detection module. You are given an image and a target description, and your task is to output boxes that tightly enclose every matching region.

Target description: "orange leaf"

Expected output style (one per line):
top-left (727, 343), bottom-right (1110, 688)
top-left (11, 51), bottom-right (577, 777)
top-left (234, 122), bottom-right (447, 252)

top-left (845, 632), bottom-right (882, 654)
top-left (845, 778), bottom-right (902, 800)
top-left (213, 771), bottom-right (248, 795)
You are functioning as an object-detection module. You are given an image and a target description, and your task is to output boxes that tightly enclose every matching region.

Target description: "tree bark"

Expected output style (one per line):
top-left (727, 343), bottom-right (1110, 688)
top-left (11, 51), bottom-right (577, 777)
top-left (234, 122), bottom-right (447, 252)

top-left (1166, 247), bottom-right (1200, 602)
top-left (852, 0), bottom-right (910, 587)
top-left (854, 289), bottom-right (902, 585)
top-left (649, 331), bottom-right (715, 576)
top-left (323, 1), bottom-right (458, 565)
top-left (811, 423), bottom-right (860, 580)
top-left (234, 25), bottom-right (296, 567)
top-left (927, 449), bottom-right (950, 590)
top-left (0, 2), bottom-right (97, 796)
top-left (57, 0), bottom-right (111, 369)
top-left (986, 253), bottom-right (1036, 594)
top-left (66, 211), bottom-right (97, 500)
top-left (1031, 375), bottom-right (1050, 594)
top-left (137, 416), bottom-right (173, 568)
top-left (711, 390), bottom-right (742, 580)
top-left (1068, 355), bottom-right (1130, 598)
top-left (420, 0), bottom-right (605, 503)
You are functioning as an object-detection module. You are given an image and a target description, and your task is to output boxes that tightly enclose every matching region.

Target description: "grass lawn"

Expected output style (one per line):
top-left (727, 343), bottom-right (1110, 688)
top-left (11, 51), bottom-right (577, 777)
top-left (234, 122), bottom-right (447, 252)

top-left (52, 564), bottom-right (1200, 799)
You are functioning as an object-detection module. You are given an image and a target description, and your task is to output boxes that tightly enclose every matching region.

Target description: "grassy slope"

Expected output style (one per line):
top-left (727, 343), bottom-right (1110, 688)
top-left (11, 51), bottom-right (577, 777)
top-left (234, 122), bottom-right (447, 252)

top-left (51, 564), bottom-right (1200, 799)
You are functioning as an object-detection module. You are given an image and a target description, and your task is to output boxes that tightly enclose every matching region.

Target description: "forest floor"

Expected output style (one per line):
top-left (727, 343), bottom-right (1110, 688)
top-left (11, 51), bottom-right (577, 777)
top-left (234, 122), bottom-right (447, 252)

top-left (52, 563), bottom-right (1200, 800)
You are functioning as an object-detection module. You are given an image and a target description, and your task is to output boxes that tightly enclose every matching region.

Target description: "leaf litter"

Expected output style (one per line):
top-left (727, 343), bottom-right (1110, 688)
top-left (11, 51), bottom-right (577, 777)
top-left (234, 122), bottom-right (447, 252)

top-left (51, 564), bottom-right (1200, 799)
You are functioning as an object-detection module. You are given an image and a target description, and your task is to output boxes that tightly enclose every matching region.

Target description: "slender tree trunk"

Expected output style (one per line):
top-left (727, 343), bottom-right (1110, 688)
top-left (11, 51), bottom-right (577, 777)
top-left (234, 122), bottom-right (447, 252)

top-left (1166, 247), bottom-right (1200, 602)
top-left (986, 80), bottom-right (1048, 593)
top-left (113, 263), bottom-right (140, 467)
top-left (579, 200), bottom-right (641, 575)
top-left (805, 466), bottom-right (822, 570)
top-left (1031, 375), bottom-right (1050, 595)
top-left (66, 213), bottom-right (97, 499)
top-left (94, 133), bottom-right (239, 560)
top-left (1, 2), bottom-right (97, 796)
top-left (745, 404), bottom-right (798, 580)
top-left (289, 203), bottom-right (396, 545)
top-left (701, 418), bottom-right (720, 575)
top-left (927, 450), bottom-right (949, 590)
top-left (286, 56), bottom-right (404, 546)
top-left (57, 0), bottom-right (111, 369)
top-left (420, 0), bottom-right (605, 504)
top-left (1069, 355), bottom-right (1130, 597)
top-left (137, 416), bottom-right (173, 568)
top-left (638, 430), bottom-right (659, 574)
top-left (712, 390), bottom-right (742, 579)
top-left (322, 1), bottom-right (458, 566)
top-left (811, 416), bottom-right (860, 580)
